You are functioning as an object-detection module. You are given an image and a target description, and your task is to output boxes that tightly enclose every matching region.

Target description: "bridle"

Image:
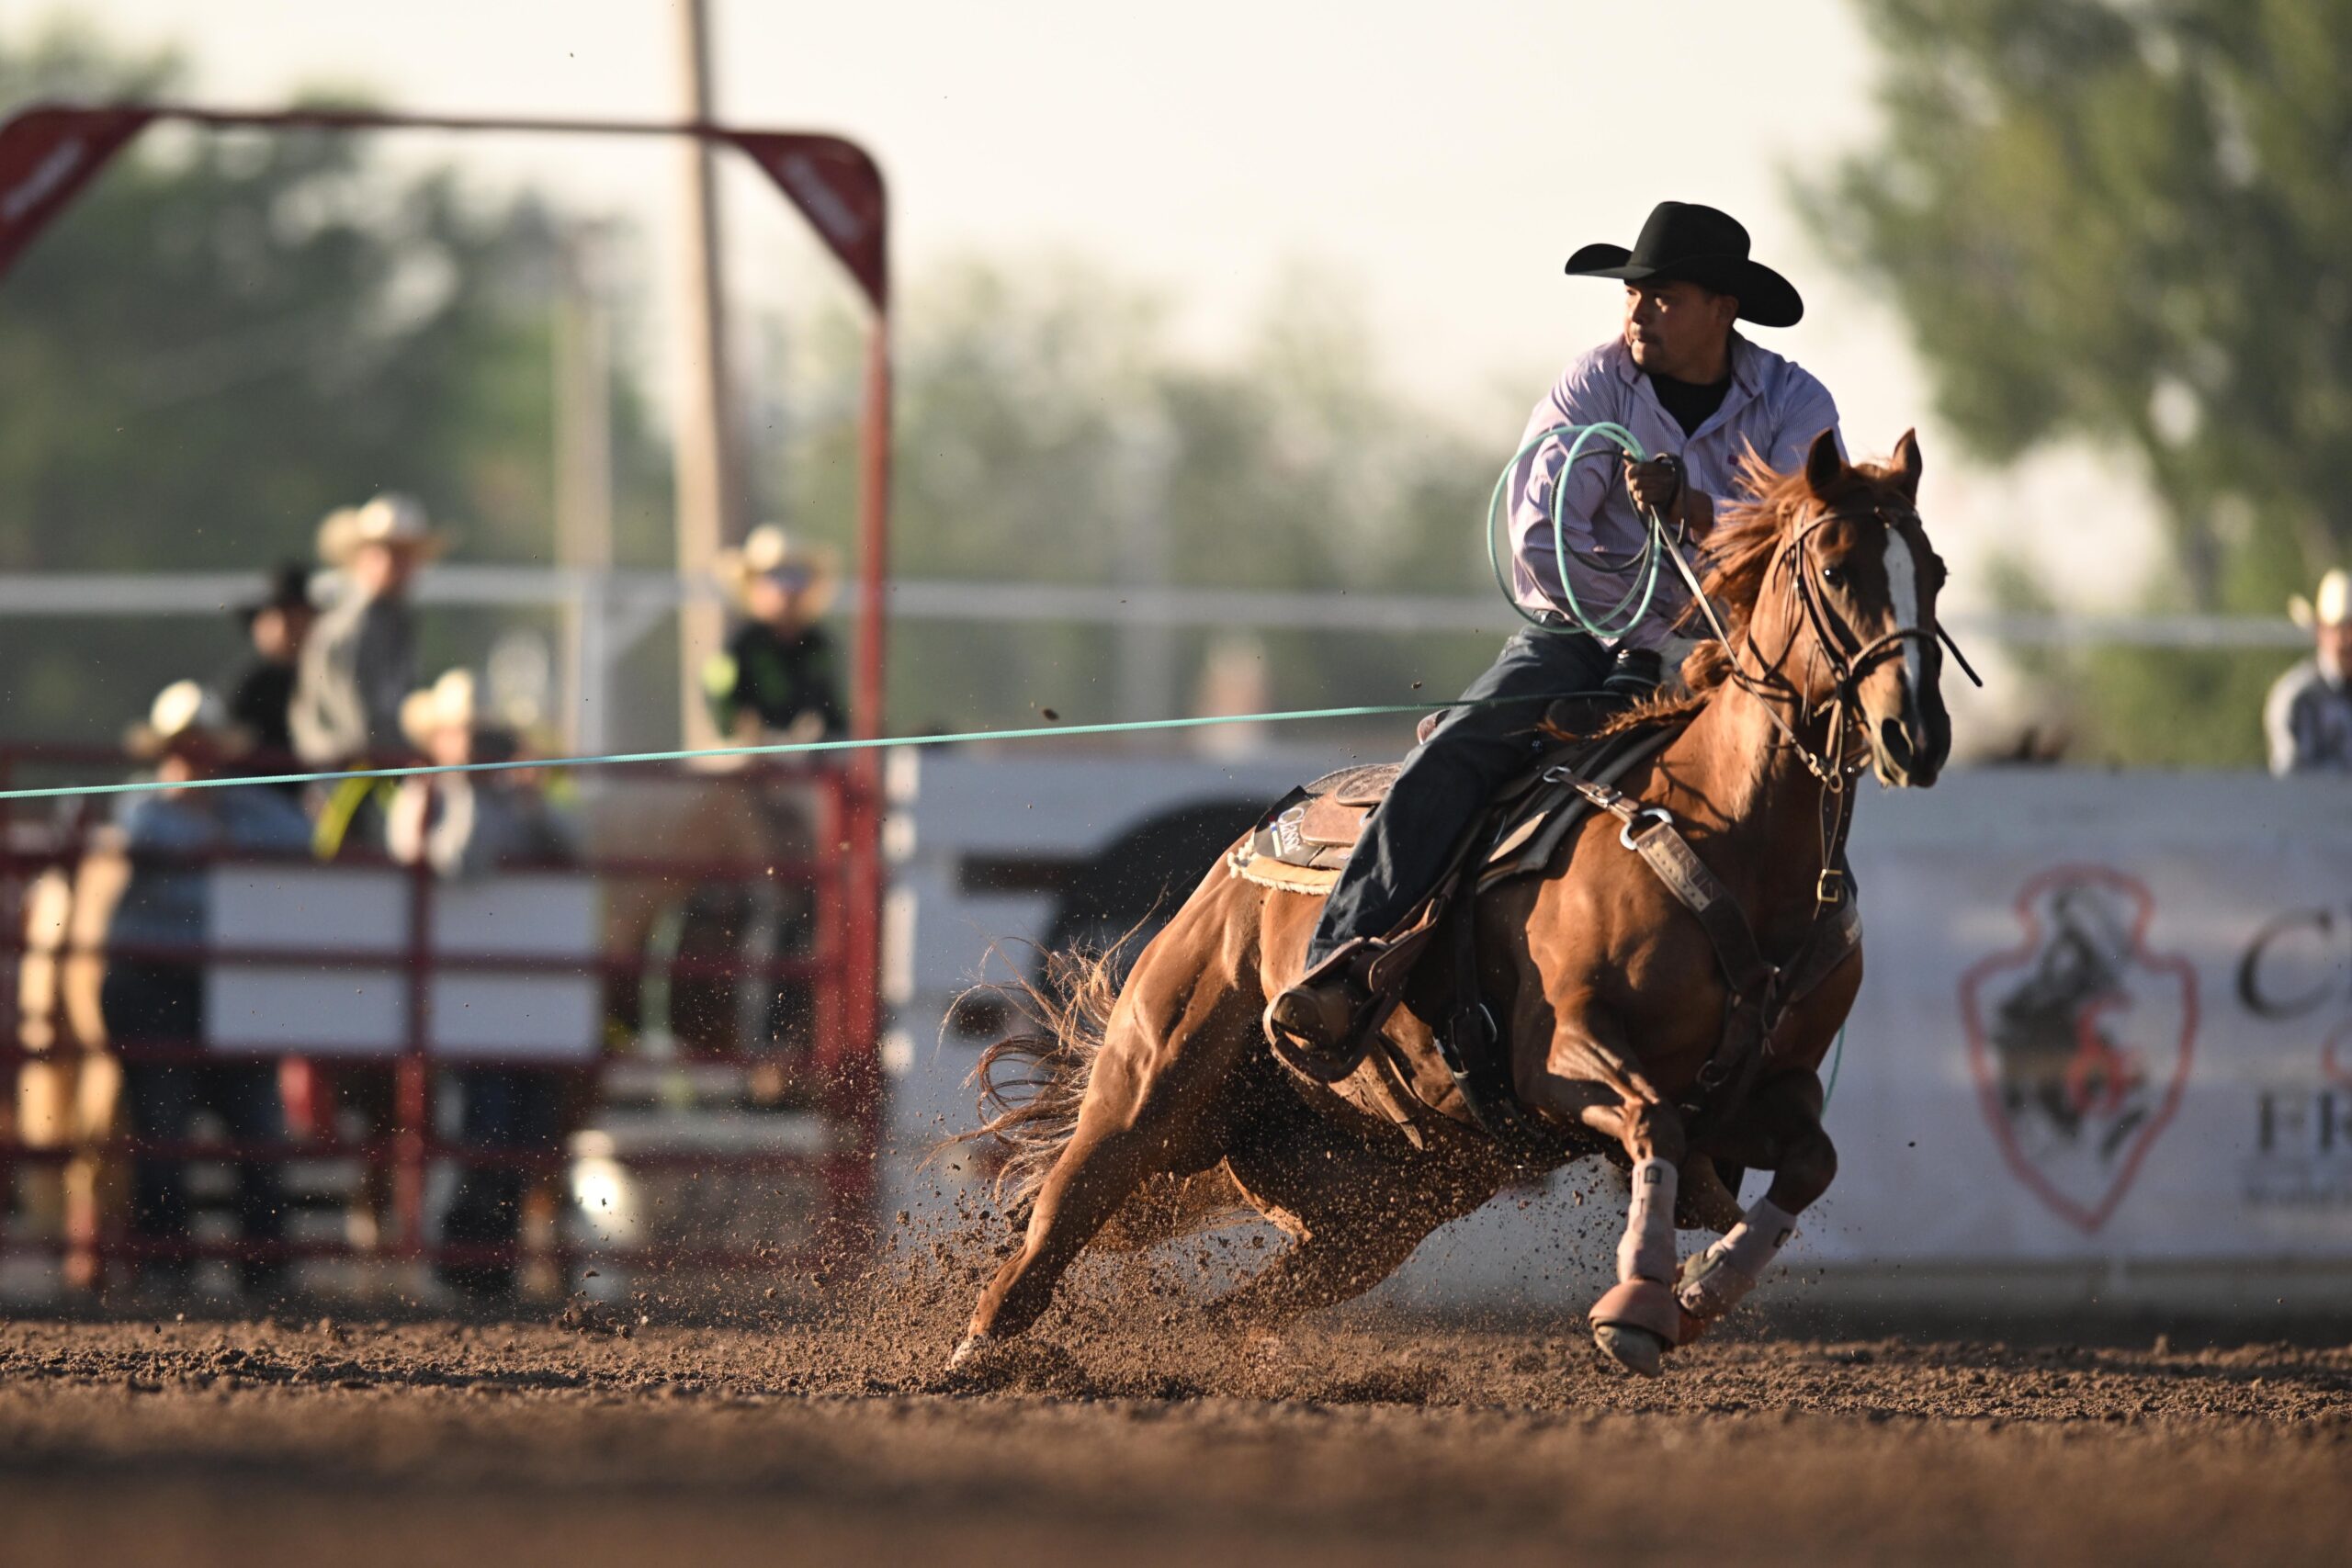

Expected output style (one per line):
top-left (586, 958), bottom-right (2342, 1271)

top-left (1664, 498), bottom-right (1980, 785)
top-left (1660, 494), bottom-right (1983, 903)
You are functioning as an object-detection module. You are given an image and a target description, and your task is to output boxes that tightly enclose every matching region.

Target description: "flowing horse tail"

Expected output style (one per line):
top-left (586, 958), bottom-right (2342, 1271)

top-left (946, 938), bottom-right (1248, 1248)
top-left (956, 942), bottom-right (1121, 1216)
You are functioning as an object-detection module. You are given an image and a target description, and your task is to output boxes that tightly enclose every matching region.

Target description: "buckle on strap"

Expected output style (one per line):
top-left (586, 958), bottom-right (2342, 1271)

top-left (1815, 867), bottom-right (1849, 907)
top-left (1620, 806), bottom-right (1673, 851)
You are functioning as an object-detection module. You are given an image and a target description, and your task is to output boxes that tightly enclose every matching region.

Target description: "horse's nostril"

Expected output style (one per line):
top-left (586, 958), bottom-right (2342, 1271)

top-left (1879, 716), bottom-right (1915, 773)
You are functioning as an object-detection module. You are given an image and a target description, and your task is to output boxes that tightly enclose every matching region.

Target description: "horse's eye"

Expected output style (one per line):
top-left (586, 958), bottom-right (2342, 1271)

top-left (1820, 564), bottom-right (1848, 589)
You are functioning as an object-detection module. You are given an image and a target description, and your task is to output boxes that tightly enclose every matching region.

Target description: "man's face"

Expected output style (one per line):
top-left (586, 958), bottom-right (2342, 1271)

top-left (154, 752), bottom-right (198, 797)
top-left (748, 568), bottom-right (813, 629)
top-left (352, 542), bottom-right (419, 598)
top-left (2319, 620), bottom-right (2352, 671)
top-left (427, 723), bottom-right (473, 769)
top-left (1623, 280), bottom-right (1739, 379)
top-left (250, 605), bottom-right (311, 661)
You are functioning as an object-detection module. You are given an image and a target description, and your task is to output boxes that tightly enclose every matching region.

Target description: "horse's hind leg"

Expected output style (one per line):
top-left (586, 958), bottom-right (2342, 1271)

top-left (957, 964), bottom-right (1252, 1359)
top-left (1210, 1137), bottom-right (1491, 1332)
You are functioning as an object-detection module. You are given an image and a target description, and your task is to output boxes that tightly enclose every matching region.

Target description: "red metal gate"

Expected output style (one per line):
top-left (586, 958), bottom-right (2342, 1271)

top-left (0, 745), bottom-right (883, 1294)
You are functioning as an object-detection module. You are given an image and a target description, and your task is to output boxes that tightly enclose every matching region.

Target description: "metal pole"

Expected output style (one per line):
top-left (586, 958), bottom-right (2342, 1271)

top-left (830, 314), bottom-right (892, 1256)
top-left (1114, 408), bottom-right (1178, 737)
top-left (554, 222), bottom-right (615, 755)
top-left (853, 318), bottom-right (891, 740)
top-left (671, 0), bottom-right (743, 750)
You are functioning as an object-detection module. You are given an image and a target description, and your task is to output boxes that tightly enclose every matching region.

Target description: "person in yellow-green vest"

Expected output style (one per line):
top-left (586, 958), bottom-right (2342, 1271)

top-left (703, 525), bottom-right (846, 744)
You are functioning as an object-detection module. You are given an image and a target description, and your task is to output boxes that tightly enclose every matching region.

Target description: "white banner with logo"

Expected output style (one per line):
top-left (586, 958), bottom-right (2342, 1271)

top-left (888, 757), bottom-right (2352, 1298)
top-left (1806, 772), bottom-right (2352, 1264)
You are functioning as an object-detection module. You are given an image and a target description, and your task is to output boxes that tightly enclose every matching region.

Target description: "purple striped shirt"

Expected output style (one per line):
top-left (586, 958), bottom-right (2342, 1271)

top-left (1509, 333), bottom-right (1842, 650)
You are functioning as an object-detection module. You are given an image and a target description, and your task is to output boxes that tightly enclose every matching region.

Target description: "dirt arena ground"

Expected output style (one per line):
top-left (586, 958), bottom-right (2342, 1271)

top-left (3, 1280), bottom-right (2347, 1567)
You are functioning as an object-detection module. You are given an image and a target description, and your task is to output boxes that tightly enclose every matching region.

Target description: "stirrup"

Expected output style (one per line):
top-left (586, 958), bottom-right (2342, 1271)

top-left (1263, 976), bottom-right (1373, 1083)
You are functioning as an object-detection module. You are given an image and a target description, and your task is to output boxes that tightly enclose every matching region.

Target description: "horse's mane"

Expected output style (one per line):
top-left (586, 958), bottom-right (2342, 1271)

top-left (1574, 446), bottom-right (1903, 739)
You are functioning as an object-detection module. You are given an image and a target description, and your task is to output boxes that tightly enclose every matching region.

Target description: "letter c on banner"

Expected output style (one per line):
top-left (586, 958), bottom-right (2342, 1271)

top-left (2237, 906), bottom-right (2339, 1020)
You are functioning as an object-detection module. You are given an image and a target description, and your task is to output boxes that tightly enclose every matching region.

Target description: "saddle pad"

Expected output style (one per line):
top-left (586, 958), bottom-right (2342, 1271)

top-left (1227, 724), bottom-right (1681, 896)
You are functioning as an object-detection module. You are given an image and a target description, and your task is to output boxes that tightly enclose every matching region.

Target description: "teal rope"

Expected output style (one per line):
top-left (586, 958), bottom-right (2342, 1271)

top-left (1822, 1025), bottom-right (1847, 1109)
top-left (0, 695), bottom-right (1564, 805)
top-left (1485, 421), bottom-right (1670, 640)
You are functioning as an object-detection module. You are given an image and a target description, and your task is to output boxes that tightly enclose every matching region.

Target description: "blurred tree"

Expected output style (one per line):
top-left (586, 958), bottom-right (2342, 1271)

top-left (0, 22), bottom-right (672, 738)
top-left (1803, 0), bottom-right (2352, 763)
top-left (783, 255), bottom-right (1506, 732)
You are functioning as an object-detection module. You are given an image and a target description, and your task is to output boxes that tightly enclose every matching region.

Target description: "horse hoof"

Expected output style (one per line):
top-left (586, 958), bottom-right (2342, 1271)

top-left (948, 1334), bottom-right (989, 1371)
top-left (1594, 1322), bottom-right (1668, 1378)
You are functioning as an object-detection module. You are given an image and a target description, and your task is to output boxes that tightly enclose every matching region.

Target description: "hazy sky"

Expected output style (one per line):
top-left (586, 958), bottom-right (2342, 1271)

top-left (31, 0), bottom-right (2158, 609)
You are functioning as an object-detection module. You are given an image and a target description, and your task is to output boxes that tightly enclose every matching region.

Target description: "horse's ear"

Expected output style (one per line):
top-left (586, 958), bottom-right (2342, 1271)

top-left (1891, 428), bottom-right (1923, 499)
top-left (1803, 427), bottom-right (1845, 496)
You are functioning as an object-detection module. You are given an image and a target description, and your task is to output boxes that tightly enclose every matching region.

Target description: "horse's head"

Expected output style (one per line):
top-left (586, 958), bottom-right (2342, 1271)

top-left (1698, 429), bottom-right (1952, 787)
top-left (1789, 429), bottom-right (1950, 785)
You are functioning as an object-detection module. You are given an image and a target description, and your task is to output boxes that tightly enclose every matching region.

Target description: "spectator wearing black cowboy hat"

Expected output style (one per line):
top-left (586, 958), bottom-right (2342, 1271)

top-left (1267, 200), bottom-right (1846, 1075)
top-left (222, 560), bottom-right (319, 764)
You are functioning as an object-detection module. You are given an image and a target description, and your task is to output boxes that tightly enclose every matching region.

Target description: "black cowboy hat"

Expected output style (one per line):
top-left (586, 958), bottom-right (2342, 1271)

top-left (1565, 201), bottom-right (1804, 328)
top-left (237, 559), bottom-right (316, 625)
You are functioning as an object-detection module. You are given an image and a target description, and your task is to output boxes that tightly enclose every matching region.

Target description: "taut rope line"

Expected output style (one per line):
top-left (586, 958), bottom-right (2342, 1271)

top-left (0, 697), bottom-right (1569, 804)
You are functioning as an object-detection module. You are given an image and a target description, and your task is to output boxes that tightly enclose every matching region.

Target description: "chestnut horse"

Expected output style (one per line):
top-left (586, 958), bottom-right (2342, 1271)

top-left (956, 430), bottom-right (1951, 1375)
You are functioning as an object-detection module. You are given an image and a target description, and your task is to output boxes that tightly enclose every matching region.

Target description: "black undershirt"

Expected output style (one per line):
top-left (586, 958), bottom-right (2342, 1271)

top-left (1647, 370), bottom-right (1732, 438)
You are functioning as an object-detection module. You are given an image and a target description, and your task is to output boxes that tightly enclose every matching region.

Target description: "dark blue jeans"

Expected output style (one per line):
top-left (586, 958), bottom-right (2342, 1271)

top-left (1306, 625), bottom-right (1611, 970)
top-left (438, 1067), bottom-right (563, 1296)
top-left (105, 963), bottom-right (288, 1292)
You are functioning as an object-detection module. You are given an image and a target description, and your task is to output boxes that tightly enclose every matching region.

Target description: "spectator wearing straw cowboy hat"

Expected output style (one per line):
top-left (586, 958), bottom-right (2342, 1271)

top-left (385, 669), bottom-right (573, 879)
top-left (2267, 569), bottom-right (2352, 775)
top-left (106, 681), bottom-right (312, 1298)
top-left (704, 525), bottom-right (847, 744)
top-left (383, 667), bottom-right (575, 1301)
top-left (290, 493), bottom-right (446, 765)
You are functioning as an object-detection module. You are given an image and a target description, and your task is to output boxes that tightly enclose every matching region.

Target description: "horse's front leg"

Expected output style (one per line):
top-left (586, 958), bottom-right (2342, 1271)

top-left (1675, 1067), bottom-right (1834, 1334)
top-left (1676, 1154), bottom-right (1747, 1233)
top-left (1513, 999), bottom-right (1692, 1378)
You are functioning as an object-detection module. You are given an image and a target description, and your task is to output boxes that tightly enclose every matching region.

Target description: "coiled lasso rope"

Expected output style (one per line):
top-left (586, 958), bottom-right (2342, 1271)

top-left (1485, 420), bottom-right (1679, 640)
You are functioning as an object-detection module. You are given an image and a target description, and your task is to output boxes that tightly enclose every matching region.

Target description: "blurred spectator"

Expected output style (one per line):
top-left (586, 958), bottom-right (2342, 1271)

top-left (388, 669), bottom-right (577, 1302)
top-left (703, 525), bottom-right (846, 742)
top-left (290, 494), bottom-right (443, 765)
top-left (222, 561), bottom-right (318, 767)
top-left (387, 671), bottom-right (575, 874)
top-left (2266, 570), bottom-right (2352, 775)
top-left (104, 682), bottom-right (311, 1298)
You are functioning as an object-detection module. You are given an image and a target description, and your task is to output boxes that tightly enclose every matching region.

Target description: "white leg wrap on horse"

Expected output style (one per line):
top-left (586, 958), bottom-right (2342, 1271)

top-left (1618, 1157), bottom-right (1679, 1284)
top-left (1677, 1198), bottom-right (1799, 1320)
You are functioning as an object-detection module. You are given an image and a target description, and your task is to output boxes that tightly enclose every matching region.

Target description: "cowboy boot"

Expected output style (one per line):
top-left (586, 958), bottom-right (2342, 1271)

top-left (1263, 949), bottom-right (1378, 1083)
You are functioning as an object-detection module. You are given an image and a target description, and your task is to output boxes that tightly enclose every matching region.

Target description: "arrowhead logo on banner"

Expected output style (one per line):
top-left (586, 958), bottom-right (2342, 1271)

top-left (728, 132), bottom-right (888, 311)
top-left (1959, 864), bottom-right (2198, 1234)
top-left (0, 105), bottom-right (154, 280)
